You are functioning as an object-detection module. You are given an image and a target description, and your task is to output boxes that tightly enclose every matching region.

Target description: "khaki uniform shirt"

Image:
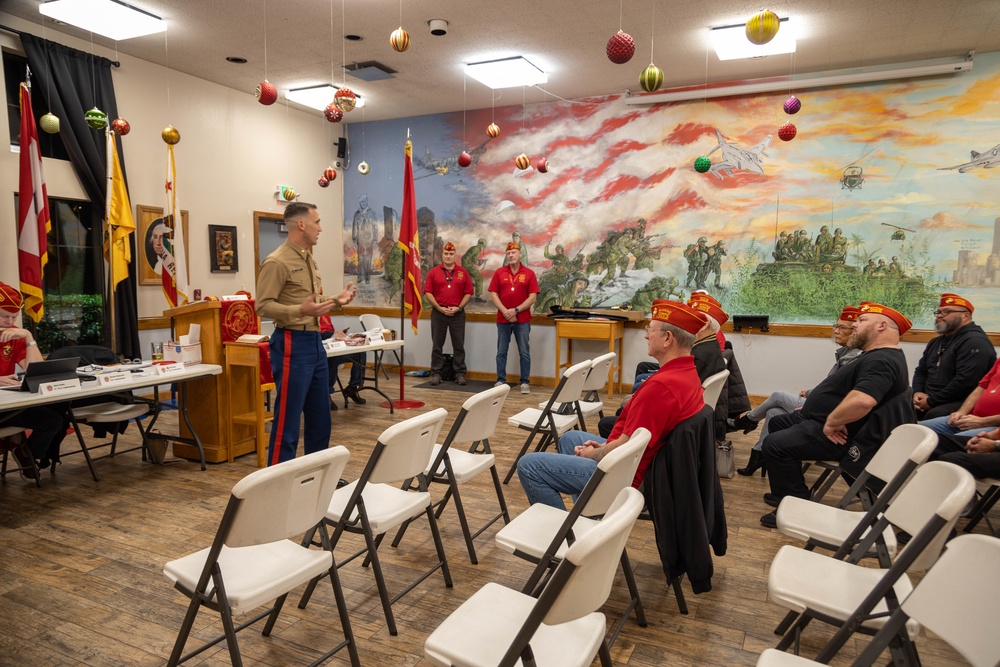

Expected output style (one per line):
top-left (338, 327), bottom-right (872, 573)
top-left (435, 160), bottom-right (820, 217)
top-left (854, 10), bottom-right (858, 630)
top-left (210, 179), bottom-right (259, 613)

top-left (256, 240), bottom-right (331, 330)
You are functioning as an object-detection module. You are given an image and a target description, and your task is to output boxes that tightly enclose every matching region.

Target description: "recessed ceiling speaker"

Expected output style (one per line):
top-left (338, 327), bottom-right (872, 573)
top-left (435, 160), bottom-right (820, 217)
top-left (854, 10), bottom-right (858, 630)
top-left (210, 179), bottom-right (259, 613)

top-left (336, 137), bottom-right (347, 159)
top-left (428, 19), bottom-right (449, 36)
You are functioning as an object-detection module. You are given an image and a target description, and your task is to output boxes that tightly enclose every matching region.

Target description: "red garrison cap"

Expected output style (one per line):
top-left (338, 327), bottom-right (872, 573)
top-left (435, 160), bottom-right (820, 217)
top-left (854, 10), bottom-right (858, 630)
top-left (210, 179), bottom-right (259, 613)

top-left (505, 241), bottom-right (521, 252)
top-left (939, 293), bottom-right (973, 313)
top-left (838, 305), bottom-right (860, 322)
top-left (443, 241), bottom-right (456, 252)
top-left (0, 281), bottom-right (23, 313)
top-left (650, 300), bottom-right (709, 335)
top-left (687, 296), bottom-right (728, 326)
top-left (859, 301), bottom-right (912, 335)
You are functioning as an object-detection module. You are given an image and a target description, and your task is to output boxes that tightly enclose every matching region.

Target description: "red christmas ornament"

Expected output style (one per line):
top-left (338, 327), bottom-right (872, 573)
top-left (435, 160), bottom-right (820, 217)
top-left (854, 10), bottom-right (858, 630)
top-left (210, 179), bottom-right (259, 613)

top-left (324, 167), bottom-right (337, 181)
top-left (606, 30), bottom-right (635, 64)
top-left (318, 177), bottom-right (330, 188)
top-left (515, 153), bottom-right (531, 170)
top-left (457, 151), bottom-right (472, 168)
top-left (536, 157), bottom-right (549, 173)
top-left (256, 80), bottom-right (277, 105)
top-left (486, 122), bottom-right (500, 138)
top-left (778, 122), bottom-right (797, 141)
top-left (324, 104), bottom-right (343, 123)
top-left (110, 117), bottom-right (130, 135)
top-left (334, 87), bottom-right (357, 112)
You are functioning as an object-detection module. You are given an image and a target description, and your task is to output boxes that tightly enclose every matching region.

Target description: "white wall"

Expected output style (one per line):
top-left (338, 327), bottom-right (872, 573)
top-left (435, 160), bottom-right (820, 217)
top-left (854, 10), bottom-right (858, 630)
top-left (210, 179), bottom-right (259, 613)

top-left (0, 12), bottom-right (346, 320)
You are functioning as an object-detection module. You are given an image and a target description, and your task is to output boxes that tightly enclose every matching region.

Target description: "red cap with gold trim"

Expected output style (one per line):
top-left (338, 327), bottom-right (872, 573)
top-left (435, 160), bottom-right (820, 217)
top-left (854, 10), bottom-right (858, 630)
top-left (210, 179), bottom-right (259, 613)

top-left (650, 300), bottom-right (709, 335)
top-left (443, 241), bottom-right (456, 252)
top-left (505, 241), bottom-right (520, 252)
top-left (0, 281), bottom-right (23, 313)
top-left (939, 293), bottom-right (973, 313)
top-left (859, 301), bottom-right (912, 335)
top-left (838, 305), bottom-right (860, 322)
top-left (687, 295), bottom-right (728, 326)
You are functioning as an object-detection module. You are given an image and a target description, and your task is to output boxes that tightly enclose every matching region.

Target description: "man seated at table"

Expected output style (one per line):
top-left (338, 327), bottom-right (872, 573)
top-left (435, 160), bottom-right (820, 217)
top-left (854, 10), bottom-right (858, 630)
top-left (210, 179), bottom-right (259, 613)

top-left (0, 281), bottom-right (69, 477)
top-left (516, 300), bottom-right (707, 509)
top-left (319, 314), bottom-right (366, 408)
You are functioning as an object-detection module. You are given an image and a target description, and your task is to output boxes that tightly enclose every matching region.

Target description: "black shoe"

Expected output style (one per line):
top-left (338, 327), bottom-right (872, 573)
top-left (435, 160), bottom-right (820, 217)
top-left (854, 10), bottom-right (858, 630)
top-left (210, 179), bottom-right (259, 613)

top-left (737, 449), bottom-right (767, 477)
top-left (344, 387), bottom-right (367, 405)
top-left (329, 398), bottom-right (338, 411)
top-left (733, 414), bottom-right (760, 435)
top-left (760, 511), bottom-right (777, 528)
top-left (763, 492), bottom-right (782, 508)
top-left (429, 374), bottom-right (442, 386)
top-left (11, 444), bottom-right (37, 479)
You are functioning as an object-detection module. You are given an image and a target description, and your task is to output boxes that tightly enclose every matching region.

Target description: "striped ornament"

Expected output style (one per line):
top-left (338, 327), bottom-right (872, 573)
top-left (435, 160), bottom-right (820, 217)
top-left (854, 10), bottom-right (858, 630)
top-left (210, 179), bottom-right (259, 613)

top-left (486, 122), bottom-right (500, 138)
top-left (745, 9), bottom-right (779, 45)
top-left (390, 27), bottom-right (410, 52)
top-left (515, 153), bottom-right (531, 170)
top-left (639, 64), bottom-right (664, 93)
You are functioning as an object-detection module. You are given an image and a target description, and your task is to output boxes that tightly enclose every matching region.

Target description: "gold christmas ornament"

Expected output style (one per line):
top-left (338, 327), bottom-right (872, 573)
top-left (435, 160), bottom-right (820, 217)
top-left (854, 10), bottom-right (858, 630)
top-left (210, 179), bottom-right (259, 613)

top-left (161, 125), bottom-right (181, 145)
top-left (745, 9), bottom-right (780, 45)
top-left (40, 113), bottom-right (60, 134)
top-left (514, 154), bottom-right (531, 170)
top-left (486, 122), bottom-right (500, 138)
top-left (390, 27), bottom-right (410, 52)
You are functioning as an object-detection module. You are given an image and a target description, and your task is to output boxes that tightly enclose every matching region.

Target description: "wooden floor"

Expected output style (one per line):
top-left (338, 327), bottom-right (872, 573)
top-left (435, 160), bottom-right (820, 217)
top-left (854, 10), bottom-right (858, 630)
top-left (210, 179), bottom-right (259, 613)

top-left (0, 374), bottom-right (990, 666)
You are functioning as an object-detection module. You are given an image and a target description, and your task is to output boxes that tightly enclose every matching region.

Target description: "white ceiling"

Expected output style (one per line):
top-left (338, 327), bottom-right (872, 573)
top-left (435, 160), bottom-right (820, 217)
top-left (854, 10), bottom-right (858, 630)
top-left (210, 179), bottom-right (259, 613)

top-left (4, 0), bottom-right (1000, 122)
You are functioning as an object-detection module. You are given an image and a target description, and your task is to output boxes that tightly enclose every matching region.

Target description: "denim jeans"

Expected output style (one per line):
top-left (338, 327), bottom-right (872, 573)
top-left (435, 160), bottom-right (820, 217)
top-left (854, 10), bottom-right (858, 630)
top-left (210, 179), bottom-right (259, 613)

top-left (496, 321), bottom-right (531, 384)
top-left (749, 390), bottom-right (806, 451)
top-left (919, 415), bottom-right (989, 438)
top-left (516, 430), bottom-right (605, 509)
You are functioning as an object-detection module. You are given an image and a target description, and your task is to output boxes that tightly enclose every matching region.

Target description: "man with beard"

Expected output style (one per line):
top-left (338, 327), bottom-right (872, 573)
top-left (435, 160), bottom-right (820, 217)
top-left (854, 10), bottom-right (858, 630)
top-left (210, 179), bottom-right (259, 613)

top-left (912, 293), bottom-right (995, 420)
top-left (759, 302), bottom-right (912, 528)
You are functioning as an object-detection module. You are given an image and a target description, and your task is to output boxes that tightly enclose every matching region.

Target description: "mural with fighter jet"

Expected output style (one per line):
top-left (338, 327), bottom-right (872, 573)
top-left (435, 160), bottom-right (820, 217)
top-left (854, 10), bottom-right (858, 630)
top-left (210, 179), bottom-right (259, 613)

top-left (938, 142), bottom-right (1000, 173)
top-left (413, 139), bottom-right (492, 179)
top-left (706, 129), bottom-right (772, 179)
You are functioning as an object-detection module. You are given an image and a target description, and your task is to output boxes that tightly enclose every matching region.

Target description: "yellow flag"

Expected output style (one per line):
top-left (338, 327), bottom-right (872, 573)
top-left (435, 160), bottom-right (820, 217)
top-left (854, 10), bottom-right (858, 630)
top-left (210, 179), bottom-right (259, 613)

top-left (104, 130), bottom-right (134, 291)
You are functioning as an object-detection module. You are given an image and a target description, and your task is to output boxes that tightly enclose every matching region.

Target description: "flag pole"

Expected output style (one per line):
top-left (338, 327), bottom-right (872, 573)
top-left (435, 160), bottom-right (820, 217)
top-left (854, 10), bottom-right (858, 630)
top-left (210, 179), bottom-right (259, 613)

top-left (104, 127), bottom-right (117, 353)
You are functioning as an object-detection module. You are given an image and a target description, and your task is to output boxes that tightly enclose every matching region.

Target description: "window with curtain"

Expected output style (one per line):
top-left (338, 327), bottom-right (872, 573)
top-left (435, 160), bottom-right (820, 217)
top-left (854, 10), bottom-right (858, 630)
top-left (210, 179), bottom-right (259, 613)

top-left (3, 51), bottom-right (69, 161)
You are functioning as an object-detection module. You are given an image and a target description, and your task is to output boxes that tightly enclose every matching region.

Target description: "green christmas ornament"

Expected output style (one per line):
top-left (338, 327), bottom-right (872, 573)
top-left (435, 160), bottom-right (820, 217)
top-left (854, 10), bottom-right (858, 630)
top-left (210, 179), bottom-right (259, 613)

top-left (85, 107), bottom-right (108, 130)
top-left (640, 63), bottom-right (664, 93)
top-left (40, 113), bottom-right (60, 134)
top-left (694, 155), bottom-right (712, 173)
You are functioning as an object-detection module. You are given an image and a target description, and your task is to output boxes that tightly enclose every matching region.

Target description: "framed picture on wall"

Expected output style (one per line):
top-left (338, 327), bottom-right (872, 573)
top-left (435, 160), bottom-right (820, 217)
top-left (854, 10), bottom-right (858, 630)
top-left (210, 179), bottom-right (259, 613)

top-left (209, 224), bottom-right (238, 272)
top-left (136, 204), bottom-right (190, 286)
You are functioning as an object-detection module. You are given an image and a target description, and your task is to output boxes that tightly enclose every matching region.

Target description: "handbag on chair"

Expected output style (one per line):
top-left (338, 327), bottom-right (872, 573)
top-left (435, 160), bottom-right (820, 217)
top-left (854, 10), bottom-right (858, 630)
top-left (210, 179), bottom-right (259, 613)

top-left (715, 440), bottom-right (735, 479)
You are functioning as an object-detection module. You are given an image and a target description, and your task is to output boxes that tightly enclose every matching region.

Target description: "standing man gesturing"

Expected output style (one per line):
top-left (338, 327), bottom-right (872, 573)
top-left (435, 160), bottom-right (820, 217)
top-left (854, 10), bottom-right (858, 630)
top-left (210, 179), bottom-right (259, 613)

top-left (256, 202), bottom-right (356, 465)
top-left (424, 241), bottom-right (473, 386)
top-left (490, 241), bottom-right (539, 394)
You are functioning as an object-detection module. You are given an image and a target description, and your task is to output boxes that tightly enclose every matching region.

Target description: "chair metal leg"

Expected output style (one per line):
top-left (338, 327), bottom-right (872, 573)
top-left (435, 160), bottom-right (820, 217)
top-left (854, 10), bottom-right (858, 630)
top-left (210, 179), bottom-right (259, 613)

top-left (358, 512), bottom-right (399, 635)
top-left (69, 416), bottom-right (100, 482)
top-left (425, 503), bottom-right (454, 588)
top-left (212, 570), bottom-right (244, 667)
top-left (775, 613), bottom-right (812, 652)
top-left (964, 486), bottom-right (1000, 533)
top-left (597, 640), bottom-right (613, 667)
top-left (774, 608), bottom-right (798, 635)
top-left (166, 588), bottom-right (205, 666)
top-left (504, 423), bottom-right (547, 484)
top-left (669, 573), bottom-right (688, 615)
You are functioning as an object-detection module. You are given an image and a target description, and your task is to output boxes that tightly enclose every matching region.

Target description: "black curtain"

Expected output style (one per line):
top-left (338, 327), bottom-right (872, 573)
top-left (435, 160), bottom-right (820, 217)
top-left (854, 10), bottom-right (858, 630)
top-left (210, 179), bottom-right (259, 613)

top-left (20, 32), bottom-right (140, 359)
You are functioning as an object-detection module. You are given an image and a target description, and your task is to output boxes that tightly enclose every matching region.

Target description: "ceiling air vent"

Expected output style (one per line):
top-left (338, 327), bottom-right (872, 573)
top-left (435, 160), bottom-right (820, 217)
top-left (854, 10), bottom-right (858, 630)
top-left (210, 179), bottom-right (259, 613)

top-left (343, 61), bottom-right (397, 82)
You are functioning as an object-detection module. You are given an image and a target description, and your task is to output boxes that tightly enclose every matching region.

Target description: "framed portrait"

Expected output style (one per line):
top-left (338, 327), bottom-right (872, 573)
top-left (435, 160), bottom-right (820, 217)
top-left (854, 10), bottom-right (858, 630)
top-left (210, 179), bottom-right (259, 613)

top-left (209, 224), bottom-right (239, 272)
top-left (136, 204), bottom-right (190, 286)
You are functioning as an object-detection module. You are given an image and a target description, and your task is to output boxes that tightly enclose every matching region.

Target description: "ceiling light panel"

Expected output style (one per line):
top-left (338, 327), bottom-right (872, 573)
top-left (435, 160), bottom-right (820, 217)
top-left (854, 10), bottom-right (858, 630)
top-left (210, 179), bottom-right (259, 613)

top-left (39, 0), bottom-right (166, 41)
top-left (710, 18), bottom-right (796, 61)
top-left (465, 56), bottom-right (547, 89)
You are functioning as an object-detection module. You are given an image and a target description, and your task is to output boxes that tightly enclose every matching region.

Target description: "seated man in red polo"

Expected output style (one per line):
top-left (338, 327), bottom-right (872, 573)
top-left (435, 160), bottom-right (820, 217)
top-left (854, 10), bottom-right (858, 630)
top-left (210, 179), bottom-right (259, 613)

top-left (0, 281), bottom-right (69, 478)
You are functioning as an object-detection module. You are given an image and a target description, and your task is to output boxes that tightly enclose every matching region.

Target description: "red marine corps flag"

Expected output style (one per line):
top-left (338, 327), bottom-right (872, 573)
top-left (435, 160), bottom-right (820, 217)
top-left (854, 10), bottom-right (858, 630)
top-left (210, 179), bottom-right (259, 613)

top-left (399, 138), bottom-right (421, 333)
top-left (17, 81), bottom-right (50, 322)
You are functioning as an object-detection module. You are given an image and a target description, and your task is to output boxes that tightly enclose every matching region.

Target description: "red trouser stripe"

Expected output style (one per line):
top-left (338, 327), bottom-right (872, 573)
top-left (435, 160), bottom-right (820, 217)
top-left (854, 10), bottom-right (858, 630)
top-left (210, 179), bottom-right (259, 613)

top-left (270, 329), bottom-right (294, 466)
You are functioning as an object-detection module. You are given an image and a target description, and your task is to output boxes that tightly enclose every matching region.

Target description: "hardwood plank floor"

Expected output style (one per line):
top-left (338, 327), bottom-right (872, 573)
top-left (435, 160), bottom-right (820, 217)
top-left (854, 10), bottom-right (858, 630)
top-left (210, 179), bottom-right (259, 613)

top-left (0, 374), bottom-right (989, 666)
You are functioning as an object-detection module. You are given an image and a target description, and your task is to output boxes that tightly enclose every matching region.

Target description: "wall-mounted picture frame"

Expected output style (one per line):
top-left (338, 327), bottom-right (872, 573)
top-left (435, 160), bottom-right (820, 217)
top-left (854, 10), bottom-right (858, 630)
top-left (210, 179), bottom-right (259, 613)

top-left (209, 224), bottom-right (238, 272)
top-left (136, 204), bottom-right (190, 286)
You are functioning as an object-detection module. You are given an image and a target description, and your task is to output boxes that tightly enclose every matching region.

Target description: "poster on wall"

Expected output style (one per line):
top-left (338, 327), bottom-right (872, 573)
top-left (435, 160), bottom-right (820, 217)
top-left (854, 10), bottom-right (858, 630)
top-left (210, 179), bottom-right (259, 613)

top-left (342, 53), bottom-right (1000, 331)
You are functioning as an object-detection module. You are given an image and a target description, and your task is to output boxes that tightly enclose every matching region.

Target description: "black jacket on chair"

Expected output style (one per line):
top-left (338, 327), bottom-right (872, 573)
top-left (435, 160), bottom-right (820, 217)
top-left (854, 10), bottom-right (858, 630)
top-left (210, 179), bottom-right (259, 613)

top-left (722, 349), bottom-right (752, 416)
top-left (642, 404), bottom-right (728, 594)
top-left (839, 388), bottom-right (917, 482)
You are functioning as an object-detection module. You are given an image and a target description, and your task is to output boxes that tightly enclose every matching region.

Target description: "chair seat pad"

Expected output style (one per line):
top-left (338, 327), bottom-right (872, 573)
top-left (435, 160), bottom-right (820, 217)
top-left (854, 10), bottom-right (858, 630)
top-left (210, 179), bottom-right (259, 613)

top-left (0, 426), bottom-right (27, 438)
top-left (495, 504), bottom-right (599, 560)
top-left (541, 401), bottom-right (605, 419)
top-left (507, 408), bottom-right (579, 433)
top-left (776, 497), bottom-right (898, 557)
top-left (424, 582), bottom-right (606, 667)
top-left (328, 481), bottom-right (432, 533)
top-left (768, 545), bottom-right (919, 637)
top-left (74, 402), bottom-right (149, 422)
top-left (164, 540), bottom-right (332, 615)
top-left (755, 648), bottom-right (822, 666)
top-left (426, 444), bottom-right (496, 484)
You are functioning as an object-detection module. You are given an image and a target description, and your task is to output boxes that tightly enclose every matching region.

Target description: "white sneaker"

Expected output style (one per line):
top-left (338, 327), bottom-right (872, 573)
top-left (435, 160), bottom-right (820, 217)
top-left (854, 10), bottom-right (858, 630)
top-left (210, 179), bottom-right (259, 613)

top-left (520, 383), bottom-right (530, 394)
top-left (494, 381), bottom-right (507, 388)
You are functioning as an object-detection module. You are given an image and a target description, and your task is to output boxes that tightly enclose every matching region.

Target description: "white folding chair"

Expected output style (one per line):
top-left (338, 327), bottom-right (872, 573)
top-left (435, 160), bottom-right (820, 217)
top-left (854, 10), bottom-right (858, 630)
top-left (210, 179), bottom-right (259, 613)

top-left (776, 423), bottom-right (938, 561)
top-left (766, 461), bottom-right (975, 662)
top-left (504, 359), bottom-right (592, 484)
top-left (701, 369), bottom-right (729, 410)
top-left (425, 487), bottom-right (645, 667)
top-left (359, 312), bottom-right (401, 379)
top-left (392, 384), bottom-right (511, 564)
top-left (0, 426), bottom-right (38, 486)
top-left (163, 447), bottom-right (358, 667)
top-left (540, 352), bottom-right (617, 431)
top-left (757, 533), bottom-right (1000, 667)
top-left (68, 400), bottom-right (153, 482)
top-left (495, 429), bottom-right (650, 648)
top-left (962, 476), bottom-right (1000, 537)
top-left (298, 408), bottom-right (452, 636)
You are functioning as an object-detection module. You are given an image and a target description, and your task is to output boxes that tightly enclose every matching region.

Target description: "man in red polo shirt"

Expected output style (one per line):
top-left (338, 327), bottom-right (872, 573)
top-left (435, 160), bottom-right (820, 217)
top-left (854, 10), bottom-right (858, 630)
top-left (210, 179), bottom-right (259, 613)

top-left (489, 242), bottom-right (539, 394)
top-left (424, 241), bottom-right (473, 386)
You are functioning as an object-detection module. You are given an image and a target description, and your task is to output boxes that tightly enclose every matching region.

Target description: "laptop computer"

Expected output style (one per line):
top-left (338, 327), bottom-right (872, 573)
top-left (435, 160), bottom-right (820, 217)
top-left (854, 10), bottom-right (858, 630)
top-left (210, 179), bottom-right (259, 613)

top-left (1, 356), bottom-right (81, 393)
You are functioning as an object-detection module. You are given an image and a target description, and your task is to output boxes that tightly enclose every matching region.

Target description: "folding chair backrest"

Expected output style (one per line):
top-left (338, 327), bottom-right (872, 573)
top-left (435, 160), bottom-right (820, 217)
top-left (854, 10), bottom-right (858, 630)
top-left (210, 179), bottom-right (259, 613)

top-left (582, 353), bottom-right (617, 392)
top-left (543, 487), bottom-right (644, 625)
top-left (368, 408), bottom-right (449, 484)
top-left (448, 384), bottom-right (510, 444)
top-left (359, 313), bottom-right (384, 332)
top-left (579, 428), bottom-right (650, 516)
top-left (883, 461), bottom-right (975, 572)
top-left (701, 370), bottom-right (729, 410)
top-left (900, 534), bottom-right (1000, 667)
top-left (226, 446), bottom-right (350, 547)
top-left (549, 360), bottom-right (593, 405)
top-left (864, 423), bottom-right (937, 485)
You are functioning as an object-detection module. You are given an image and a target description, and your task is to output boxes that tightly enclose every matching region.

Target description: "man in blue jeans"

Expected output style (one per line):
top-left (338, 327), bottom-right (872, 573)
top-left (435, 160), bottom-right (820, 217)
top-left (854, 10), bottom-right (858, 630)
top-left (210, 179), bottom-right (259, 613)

top-left (489, 242), bottom-right (539, 395)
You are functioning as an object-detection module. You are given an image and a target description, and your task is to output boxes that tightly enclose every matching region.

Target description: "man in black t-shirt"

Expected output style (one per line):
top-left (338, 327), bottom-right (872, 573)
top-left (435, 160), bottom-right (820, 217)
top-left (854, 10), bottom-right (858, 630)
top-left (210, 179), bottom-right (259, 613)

top-left (759, 302), bottom-right (912, 528)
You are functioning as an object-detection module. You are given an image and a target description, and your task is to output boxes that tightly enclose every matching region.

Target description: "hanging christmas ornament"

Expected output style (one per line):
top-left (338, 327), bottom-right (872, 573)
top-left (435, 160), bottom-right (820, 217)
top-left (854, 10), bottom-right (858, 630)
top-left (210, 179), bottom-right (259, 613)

top-left (783, 95), bottom-right (801, 115)
top-left (694, 155), bottom-right (712, 173)
top-left (606, 30), bottom-right (635, 64)
top-left (514, 153), bottom-right (531, 170)
top-left (40, 113), bottom-right (60, 134)
top-left (536, 157), bottom-right (549, 174)
top-left (85, 107), bottom-right (108, 130)
top-left (161, 125), bottom-right (181, 145)
top-left (323, 167), bottom-right (337, 181)
top-left (318, 177), bottom-right (330, 188)
top-left (358, 161), bottom-right (370, 175)
top-left (639, 64), bottom-right (664, 93)
top-left (390, 27), bottom-right (410, 52)
top-left (324, 104), bottom-right (344, 123)
top-left (457, 151), bottom-right (473, 168)
top-left (334, 87), bottom-right (357, 112)
top-left (111, 117), bottom-right (131, 135)
top-left (778, 122), bottom-right (797, 141)
top-left (280, 186), bottom-right (297, 201)
top-left (745, 9), bottom-right (780, 45)
top-left (486, 122), bottom-right (500, 138)
top-left (256, 80), bottom-right (278, 105)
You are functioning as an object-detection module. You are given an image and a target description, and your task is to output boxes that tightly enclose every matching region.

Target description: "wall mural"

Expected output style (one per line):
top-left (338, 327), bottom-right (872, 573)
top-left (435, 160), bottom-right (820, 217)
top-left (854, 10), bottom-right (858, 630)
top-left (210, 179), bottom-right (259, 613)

top-left (343, 52), bottom-right (1000, 331)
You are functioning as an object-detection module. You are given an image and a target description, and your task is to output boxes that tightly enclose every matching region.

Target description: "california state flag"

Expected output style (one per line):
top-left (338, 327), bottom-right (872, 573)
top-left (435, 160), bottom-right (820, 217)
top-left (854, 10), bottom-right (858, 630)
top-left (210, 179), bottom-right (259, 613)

top-left (17, 82), bottom-right (50, 322)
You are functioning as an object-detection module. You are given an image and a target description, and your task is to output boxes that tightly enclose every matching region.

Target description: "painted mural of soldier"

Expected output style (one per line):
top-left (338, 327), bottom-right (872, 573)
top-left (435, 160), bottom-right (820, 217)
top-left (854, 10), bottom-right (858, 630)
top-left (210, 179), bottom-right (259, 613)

top-left (772, 231), bottom-right (790, 261)
top-left (629, 276), bottom-right (684, 314)
top-left (544, 243), bottom-right (569, 271)
top-left (462, 238), bottom-right (488, 301)
top-left (814, 225), bottom-right (833, 260)
top-left (502, 231), bottom-right (528, 266)
top-left (707, 240), bottom-right (727, 288)
top-left (383, 242), bottom-right (403, 301)
top-left (685, 237), bottom-right (708, 287)
top-left (352, 193), bottom-right (380, 284)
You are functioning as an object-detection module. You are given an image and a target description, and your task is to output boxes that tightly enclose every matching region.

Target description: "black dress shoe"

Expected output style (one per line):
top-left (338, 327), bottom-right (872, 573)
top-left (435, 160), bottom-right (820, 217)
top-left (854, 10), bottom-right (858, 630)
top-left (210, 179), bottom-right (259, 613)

top-left (733, 414), bottom-right (760, 434)
top-left (763, 492), bottom-right (782, 508)
top-left (760, 511), bottom-right (778, 528)
top-left (11, 444), bottom-right (37, 479)
top-left (344, 387), bottom-right (367, 405)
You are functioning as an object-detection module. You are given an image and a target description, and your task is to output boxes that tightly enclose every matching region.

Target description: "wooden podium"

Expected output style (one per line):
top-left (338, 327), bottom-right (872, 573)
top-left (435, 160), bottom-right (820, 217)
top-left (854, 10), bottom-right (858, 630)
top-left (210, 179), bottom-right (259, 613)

top-left (164, 301), bottom-right (260, 463)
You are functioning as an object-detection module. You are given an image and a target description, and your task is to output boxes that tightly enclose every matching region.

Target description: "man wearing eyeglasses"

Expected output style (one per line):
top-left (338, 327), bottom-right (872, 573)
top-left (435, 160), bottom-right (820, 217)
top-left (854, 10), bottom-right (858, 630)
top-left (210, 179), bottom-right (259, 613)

top-left (912, 294), bottom-right (995, 420)
top-left (424, 241), bottom-right (473, 386)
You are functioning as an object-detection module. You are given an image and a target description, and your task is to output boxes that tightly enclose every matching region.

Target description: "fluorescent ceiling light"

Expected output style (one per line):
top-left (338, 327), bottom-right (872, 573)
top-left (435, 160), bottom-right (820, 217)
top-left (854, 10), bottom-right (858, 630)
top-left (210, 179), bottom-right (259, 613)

top-left (710, 17), bottom-right (796, 61)
top-left (285, 85), bottom-right (365, 111)
top-left (39, 0), bottom-right (166, 41)
top-left (626, 56), bottom-right (974, 105)
top-left (466, 56), bottom-right (547, 89)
